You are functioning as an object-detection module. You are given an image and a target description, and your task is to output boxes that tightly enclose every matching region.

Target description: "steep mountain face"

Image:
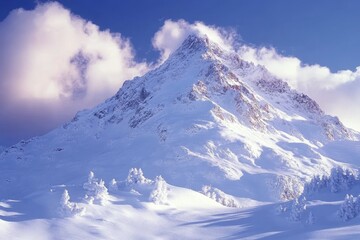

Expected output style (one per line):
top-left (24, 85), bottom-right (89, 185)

top-left (0, 35), bottom-right (358, 202)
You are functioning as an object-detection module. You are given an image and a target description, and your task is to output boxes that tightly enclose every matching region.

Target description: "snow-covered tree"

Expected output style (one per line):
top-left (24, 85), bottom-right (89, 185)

top-left (338, 194), bottom-right (357, 221)
top-left (58, 189), bottom-right (85, 217)
top-left (290, 196), bottom-right (307, 222)
top-left (83, 171), bottom-right (109, 205)
top-left (354, 195), bottom-right (360, 214)
top-left (126, 168), bottom-right (152, 185)
top-left (306, 211), bottom-right (315, 225)
top-left (149, 176), bottom-right (169, 205)
top-left (201, 185), bottom-right (240, 208)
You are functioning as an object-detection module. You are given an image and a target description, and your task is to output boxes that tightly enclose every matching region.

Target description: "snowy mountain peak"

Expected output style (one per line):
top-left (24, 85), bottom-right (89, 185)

top-left (0, 35), bottom-right (358, 207)
top-left (102, 33), bottom-right (355, 143)
top-left (177, 34), bottom-right (210, 52)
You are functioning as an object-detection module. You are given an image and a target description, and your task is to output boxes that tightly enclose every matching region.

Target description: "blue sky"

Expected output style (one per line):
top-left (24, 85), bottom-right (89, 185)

top-left (0, 0), bottom-right (360, 146)
top-left (2, 0), bottom-right (360, 71)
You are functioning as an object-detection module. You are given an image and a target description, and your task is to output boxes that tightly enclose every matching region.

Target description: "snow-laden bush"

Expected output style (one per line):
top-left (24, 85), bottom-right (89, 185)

top-left (83, 171), bottom-right (109, 205)
top-left (337, 194), bottom-right (360, 221)
top-left (304, 167), bottom-right (358, 195)
top-left (201, 185), bottom-right (240, 208)
top-left (149, 176), bottom-right (169, 205)
top-left (58, 189), bottom-right (85, 217)
top-left (126, 168), bottom-right (152, 185)
top-left (290, 196), bottom-right (307, 222)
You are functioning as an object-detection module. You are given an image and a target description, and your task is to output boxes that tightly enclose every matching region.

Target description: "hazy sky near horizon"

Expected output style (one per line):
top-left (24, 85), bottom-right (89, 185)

top-left (1, 0), bottom-right (360, 146)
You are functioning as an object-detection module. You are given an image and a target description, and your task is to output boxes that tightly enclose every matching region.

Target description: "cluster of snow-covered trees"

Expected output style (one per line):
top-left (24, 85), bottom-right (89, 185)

top-left (83, 171), bottom-right (109, 205)
top-left (304, 167), bottom-right (358, 194)
top-left (338, 194), bottom-right (360, 221)
top-left (276, 167), bottom-right (360, 224)
top-left (59, 171), bottom-right (109, 217)
top-left (58, 168), bottom-right (170, 217)
top-left (303, 167), bottom-right (360, 222)
top-left (126, 168), bottom-right (153, 185)
top-left (201, 185), bottom-right (240, 208)
top-left (125, 168), bottom-right (169, 205)
top-left (277, 196), bottom-right (314, 224)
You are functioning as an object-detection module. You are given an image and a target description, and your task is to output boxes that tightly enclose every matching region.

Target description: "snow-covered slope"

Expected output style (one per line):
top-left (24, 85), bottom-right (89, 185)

top-left (1, 35), bottom-right (360, 239)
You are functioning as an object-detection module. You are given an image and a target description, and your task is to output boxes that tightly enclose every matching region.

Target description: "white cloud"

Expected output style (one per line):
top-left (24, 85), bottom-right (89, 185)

top-left (237, 46), bottom-right (360, 131)
top-left (152, 19), bottom-right (236, 63)
top-left (0, 2), bottom-right (148, 145)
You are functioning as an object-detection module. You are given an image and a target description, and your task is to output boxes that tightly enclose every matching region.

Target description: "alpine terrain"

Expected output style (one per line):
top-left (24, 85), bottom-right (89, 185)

top-left (1, 34), bottom-right (360, 239)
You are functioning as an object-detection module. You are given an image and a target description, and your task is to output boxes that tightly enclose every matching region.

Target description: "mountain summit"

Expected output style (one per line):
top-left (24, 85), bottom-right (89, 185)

top-left (0, 35), bottom-right (358, 202)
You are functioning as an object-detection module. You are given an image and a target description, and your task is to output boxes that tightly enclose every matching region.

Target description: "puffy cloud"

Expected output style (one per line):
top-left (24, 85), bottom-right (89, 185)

top-left (0, 2), bottom-right (148, 145)
top-left (152, 19), bottom-right (236, 63)
top-left (238, 46), bottom-right (360, 131)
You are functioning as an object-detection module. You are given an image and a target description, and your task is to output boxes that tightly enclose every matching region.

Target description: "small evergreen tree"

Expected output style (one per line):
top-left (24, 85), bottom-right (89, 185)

top-left (149, 176), bottom-right (169, 205)
top-left (59, 189), bottom-right (85, 217)
top-left (306, 211), bottom-right (315, 225)
top-left (290, 196), bottom-right (307, 222)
